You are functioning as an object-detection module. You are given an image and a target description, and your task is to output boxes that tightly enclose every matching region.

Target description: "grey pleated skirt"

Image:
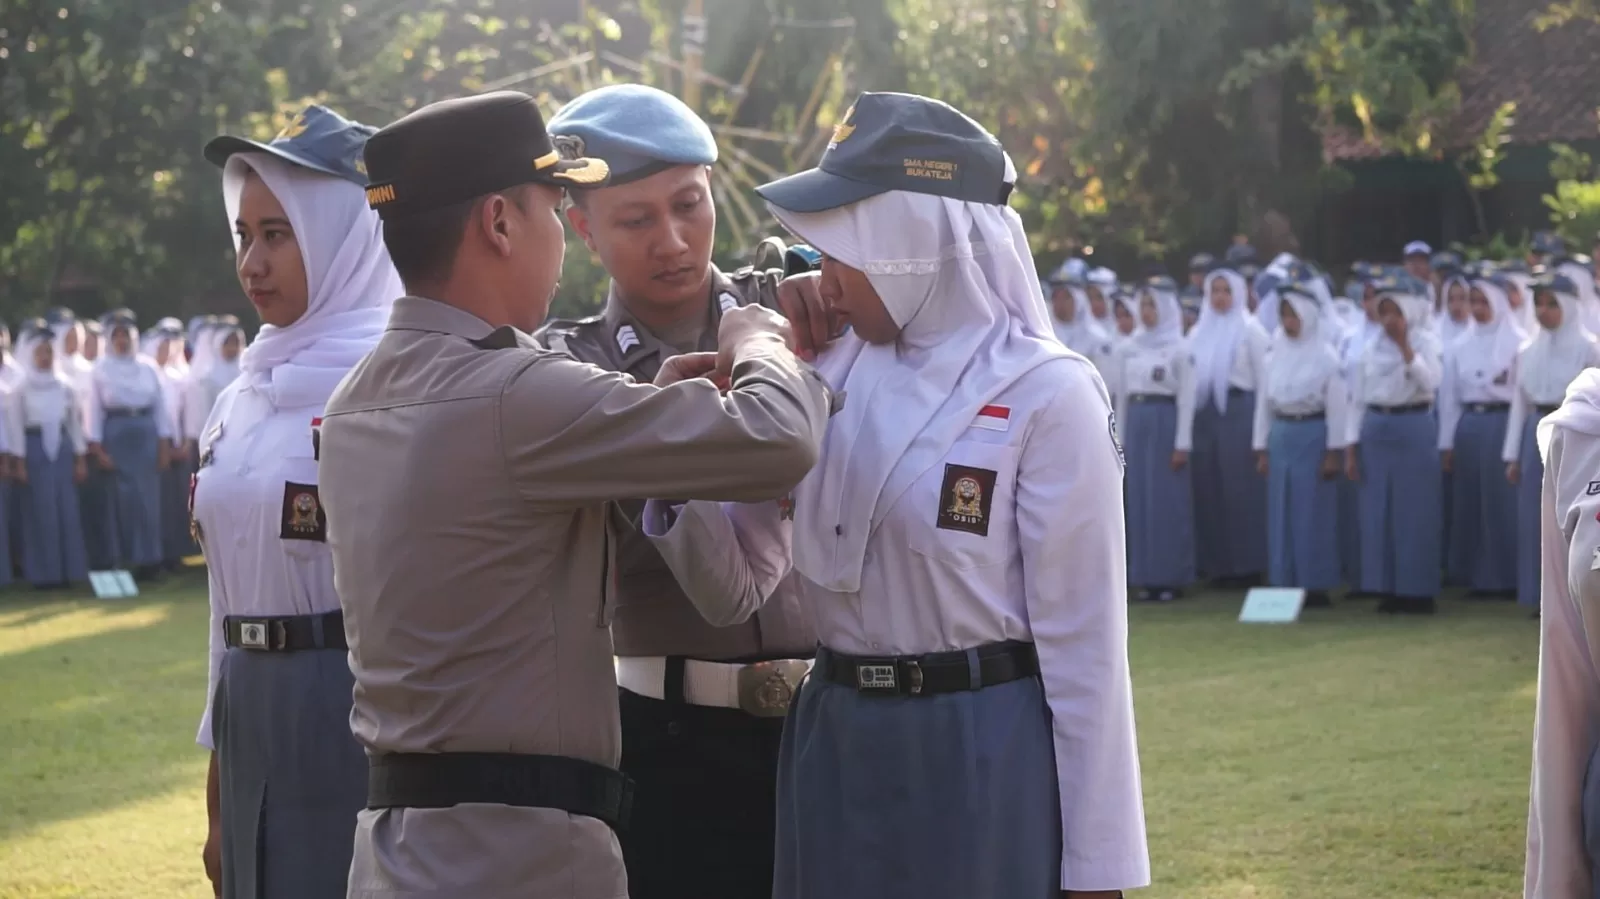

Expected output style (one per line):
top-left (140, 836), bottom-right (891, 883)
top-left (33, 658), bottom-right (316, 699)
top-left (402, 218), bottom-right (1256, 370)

top-left (213, 646), bottom-right (367, 899)
top-left (773, 670), bottom-right (1061, 899)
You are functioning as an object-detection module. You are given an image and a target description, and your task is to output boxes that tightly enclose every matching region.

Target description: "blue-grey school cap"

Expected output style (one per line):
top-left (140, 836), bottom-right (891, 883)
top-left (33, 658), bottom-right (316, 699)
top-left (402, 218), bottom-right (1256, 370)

top-left (205, 104), bottom-right (378, 187)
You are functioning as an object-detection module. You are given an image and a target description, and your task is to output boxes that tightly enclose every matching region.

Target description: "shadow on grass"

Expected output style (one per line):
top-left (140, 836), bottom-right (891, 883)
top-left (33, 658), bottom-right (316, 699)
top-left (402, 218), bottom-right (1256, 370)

top-left (0, 572), bottom-right (214, 844)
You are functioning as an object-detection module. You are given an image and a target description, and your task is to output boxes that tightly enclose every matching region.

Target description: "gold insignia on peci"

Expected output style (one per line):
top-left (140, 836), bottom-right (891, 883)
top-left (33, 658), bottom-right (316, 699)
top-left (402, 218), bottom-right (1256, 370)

top-left (276, 113), bottom-right (309, 141)
top-left (830, 104), bottom-right (856, 145)
top-left (354, 157), bottom-right (367, 176)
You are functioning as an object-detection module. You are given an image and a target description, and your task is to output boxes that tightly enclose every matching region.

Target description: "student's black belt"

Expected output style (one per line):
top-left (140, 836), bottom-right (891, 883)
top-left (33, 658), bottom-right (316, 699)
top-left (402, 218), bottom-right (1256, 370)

top-left (23, 426), bottom-right (41, 436)
top-left (1465, 402), bottom-right (1511, 414)
top-left (1367, 402), bottom-right (1432, 415)
top-left (1536, 404), bottom-right (1562, 415)
top-left (367, 752), bottom-right (635, 833)
top-left (223, 610), bottom-right (346, 652)
top-left (815, 640), bottom-right (1039, 697)
top-left (1128, 394), bottom-right (1175, 405)
top-left (1275, 411), bottom-right (1325, 422)
top-left (103, 406), bottom-right (153, 419)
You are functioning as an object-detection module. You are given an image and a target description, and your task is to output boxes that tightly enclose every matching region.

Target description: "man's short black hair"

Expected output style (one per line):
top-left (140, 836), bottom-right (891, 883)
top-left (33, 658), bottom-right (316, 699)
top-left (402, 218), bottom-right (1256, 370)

top-left (381, 188), bottom-right (530, 289)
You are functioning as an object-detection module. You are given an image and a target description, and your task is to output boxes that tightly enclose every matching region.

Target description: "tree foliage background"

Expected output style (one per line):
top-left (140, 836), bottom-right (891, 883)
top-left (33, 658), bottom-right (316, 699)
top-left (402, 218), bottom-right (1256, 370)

top-left (0, 0), bottom-right (1537, 326)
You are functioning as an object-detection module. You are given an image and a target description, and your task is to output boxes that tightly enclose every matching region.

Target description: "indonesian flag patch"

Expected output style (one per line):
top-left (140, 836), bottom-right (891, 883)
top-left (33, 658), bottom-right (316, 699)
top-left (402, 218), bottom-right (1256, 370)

top-left (973, 404), bottom-right (1011, 432)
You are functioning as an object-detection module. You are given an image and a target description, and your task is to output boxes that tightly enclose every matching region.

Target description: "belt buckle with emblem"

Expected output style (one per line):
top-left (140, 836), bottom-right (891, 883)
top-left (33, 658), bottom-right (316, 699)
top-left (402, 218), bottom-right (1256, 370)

top-left (737, 659), bottom-right (809, 717)
top-left (237, 619), bottom-right (283, 650)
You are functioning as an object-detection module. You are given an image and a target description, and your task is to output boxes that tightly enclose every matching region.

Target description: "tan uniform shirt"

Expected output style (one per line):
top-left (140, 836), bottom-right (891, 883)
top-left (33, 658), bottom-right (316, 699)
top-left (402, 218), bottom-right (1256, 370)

top-left (539, 266), bottom-right (816, 660)
top-left (321, 296), bottom-right (830, 899)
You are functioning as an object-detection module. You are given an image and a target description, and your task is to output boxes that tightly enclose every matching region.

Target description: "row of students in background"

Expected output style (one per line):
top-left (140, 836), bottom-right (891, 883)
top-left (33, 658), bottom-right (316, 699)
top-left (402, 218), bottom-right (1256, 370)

top-left (0, 311), bottom-right (245, 590)
top-left (1048, 245), bottom-right (1600, 618)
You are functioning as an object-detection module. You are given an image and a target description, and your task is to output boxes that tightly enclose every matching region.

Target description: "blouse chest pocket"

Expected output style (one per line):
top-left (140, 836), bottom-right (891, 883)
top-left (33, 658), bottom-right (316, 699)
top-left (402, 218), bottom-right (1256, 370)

top-left (906, 439), bottom-right (1021, 570)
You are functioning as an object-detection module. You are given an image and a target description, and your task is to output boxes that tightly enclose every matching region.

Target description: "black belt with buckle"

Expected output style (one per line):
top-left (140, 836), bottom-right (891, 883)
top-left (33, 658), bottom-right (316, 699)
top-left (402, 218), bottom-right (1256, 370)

top-left (367, 752), bottom-right (635, 833)
top-left (817, 640), bottom-right (1039, 697)
top-left (1367, 402), bottom-right (1432, 415)
top-left (1465, 402), bottom-right (1511, 414)
top-left (1128, 394), bottom-right (1175, 405)
top-left (1276, 411), bottom-right (1325, 423)
top-left (23, 426), bottom-right (41, 436)
top-left (104, 406), bottom-right (153, 419)
top-left (1536, 404), bottom-right (1562, 415)
top-left (223, 610), bottom-right (347, 652)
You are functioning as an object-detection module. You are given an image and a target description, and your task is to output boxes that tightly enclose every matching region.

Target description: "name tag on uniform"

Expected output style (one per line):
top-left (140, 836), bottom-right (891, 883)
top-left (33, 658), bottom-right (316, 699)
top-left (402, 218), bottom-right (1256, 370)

top-left (972, 404), bottom-right (1011, 432)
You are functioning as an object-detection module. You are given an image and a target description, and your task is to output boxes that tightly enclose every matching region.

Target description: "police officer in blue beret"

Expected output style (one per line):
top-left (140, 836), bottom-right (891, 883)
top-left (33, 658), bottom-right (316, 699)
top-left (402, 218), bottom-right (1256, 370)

top-left (535, 83), bottom-right (832, 899)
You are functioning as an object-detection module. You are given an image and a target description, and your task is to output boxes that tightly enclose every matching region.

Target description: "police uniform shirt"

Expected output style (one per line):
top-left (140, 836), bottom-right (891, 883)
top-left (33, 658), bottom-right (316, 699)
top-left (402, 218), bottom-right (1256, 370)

top-left (1115, 341), bottom-right (1198, 451)
top-left (191, 381), bottom-right (336, 748)
top-left (644, 357), bottom-right (1151, 891)
top-left (1525, 408), bottom-right (1600, 897)
top-left (320, 297), bottom-right (830, 899)
top-left (1343, 331), bottom-right (1443, 445)
top-left (537, 267), bottom-right (817, 661)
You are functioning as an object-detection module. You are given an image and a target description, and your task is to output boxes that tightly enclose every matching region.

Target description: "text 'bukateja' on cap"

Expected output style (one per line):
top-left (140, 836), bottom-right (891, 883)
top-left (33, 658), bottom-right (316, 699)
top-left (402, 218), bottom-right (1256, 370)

top-left (360, 91), bottom-right (611, 220)
top-left (755, 91), bottom-right (1013, 214)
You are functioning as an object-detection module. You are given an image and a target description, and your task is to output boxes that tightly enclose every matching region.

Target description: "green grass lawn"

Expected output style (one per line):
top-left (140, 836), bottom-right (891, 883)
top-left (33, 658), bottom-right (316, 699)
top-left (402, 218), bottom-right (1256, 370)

top-left (0, 581), bottom-right (1536, 898)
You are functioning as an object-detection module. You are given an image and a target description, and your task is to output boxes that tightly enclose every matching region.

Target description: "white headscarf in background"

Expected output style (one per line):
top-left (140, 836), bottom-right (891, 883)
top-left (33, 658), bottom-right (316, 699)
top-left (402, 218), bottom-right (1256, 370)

top-left (15, 331), bottom-right (74, 460)
top-left (204, 324), bottom-right (246, 395)
top-left (1266, 290), bottom-right (1340, 411)
top-left (1370, 288), bottom-right (1438, 370)
top-left (1452, 279), bottom-right (1525, 385)
top-left (1128, 282), bottom-right (1184, 350)
top-left (1189, 269), bottom-right (1252, 411)
top-left (93, 320), bottom-right (163, 410)
top-left (1051, 283), bottom-right (1106, 355)
top-left (1436, 275), bottom-right (1472, 345)
top-left (223, 153), bottom-right (401, 409)
top-left (767, 175), bottom-right (1076, 594)
top-left (1522, 282), bottom-right (1597, 406)
top-left (1087, 266), bottom-right (1119, 330)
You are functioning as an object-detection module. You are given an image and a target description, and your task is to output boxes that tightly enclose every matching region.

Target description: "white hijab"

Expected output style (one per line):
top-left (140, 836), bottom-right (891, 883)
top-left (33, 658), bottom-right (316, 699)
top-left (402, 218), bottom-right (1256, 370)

top-left (92, 321), bottom-right (162, 410)
top-left (1557, 261), bottom-right (1600, 334)
top-left (224, 153), bottom-right (401, 410)
top-left (1371, 290), bottom-right (1438, 369)
top-left (1189, 269), bottom-right (1252, 411)
top-left (15, 332), bottom-right (75, 460)
top-left (1087, 267), bottom-right (1119, 330)
top-left (1127, 283), bottom-right (1184, 350)
top-left (768, 181), bottom-right (1073, 594)
top-left (1267, 291), bottom-right (1339, 409)
top-left (1522, 284), bottom-right (1597, 406)
top-left (1052, 284), bottom-right (1106, 354)
top-left (205, 325), bottom-right (246, 394)
top-left (1436, 276), bottom-right (1472, 345)
top-left (1451, 279), bottom-right (1525, 385)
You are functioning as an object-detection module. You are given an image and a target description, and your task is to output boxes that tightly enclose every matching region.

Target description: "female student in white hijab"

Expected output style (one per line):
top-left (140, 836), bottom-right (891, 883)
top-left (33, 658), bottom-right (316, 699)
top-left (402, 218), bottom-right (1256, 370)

top-left (193, 106), bottom-right (401, 899)
top-left (1436, 272), bottom-right (1473, 345)
top-left (5, 320), bottom-right (88, 588)
top-left (84, 309), bottom-right (174, 579)
top-left (1188, 266), bottom-right (1271, 587)
top-left (1337, 267), bottom-right (1385, 593)
top-left (50, 313), bottom-right (114, 569)
top-left (144, 319), bottom-right (198, 569)
top-left (1437, 274), bottom-right (1524, 596)
top-left (1117, 276), bottom-right (1198, 601)
top-left (644, 92), bottom-right (1148, 899)
top-left (1521, 354), bottom-right (1600, 897)
top-left (1344, 271), bottom-right (1445, 614)
top-left (1046, 267), bottom-right (1117, 390)
top-left (1503, 271), bottom-right (1600, 614)
top-left (183, 318), bottom-right (246, 456)
top-left (1250, 282), bottom-right (1349, 606)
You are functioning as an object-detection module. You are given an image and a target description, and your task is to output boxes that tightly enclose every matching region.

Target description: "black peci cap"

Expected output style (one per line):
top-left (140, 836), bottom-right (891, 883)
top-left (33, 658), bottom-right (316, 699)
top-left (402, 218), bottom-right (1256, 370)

top-left (756, 92), bottom-right (1011, 214)
top-left (361, 91), bottom-right (610, 220)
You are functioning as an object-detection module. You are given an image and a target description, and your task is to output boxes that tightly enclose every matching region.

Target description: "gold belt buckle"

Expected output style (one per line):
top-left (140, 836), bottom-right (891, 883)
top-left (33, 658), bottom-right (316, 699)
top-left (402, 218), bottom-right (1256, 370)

top-left (736, 660), bottom-right (810, 717)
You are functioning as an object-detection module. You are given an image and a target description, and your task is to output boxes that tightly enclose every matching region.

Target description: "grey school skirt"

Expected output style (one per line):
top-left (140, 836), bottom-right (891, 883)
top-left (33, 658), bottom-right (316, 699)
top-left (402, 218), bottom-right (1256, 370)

top-left (213, 645), bottom-right (367, 899)
top-left (773, 669), bottom-right (1062, 899)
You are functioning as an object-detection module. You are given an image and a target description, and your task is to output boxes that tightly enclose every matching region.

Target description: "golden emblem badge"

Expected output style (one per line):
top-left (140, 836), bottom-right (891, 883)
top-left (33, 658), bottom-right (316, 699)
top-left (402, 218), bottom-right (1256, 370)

top-left (737, 660), bottom-right (810, 717)
top-left (276, 113), bottom-right (309, 141)
top-left (289, 491), bottom-right (319, 531)
top-left (948, 476), bottom-right (983, 521)
top-left (830, 104), bottom-right (856, 146)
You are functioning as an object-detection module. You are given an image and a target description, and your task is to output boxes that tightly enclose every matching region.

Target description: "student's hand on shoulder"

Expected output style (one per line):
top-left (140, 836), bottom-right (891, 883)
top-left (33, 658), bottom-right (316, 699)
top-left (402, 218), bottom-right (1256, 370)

top-left (776, 271), bottom-right (838, 362)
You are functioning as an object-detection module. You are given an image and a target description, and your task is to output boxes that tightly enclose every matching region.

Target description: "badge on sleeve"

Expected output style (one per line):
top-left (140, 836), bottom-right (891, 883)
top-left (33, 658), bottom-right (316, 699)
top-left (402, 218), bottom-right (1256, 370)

top-left (189, 473), bottom-right (203, 545)
top-left (777, 494), bottom-right (796, 521)
top-left (280, 483), bottom-right (327, 542)
top-left (936, 464), bottom-right (997, 536)
top-left (1586, 480), bottom-right (1600, 497)
top-left (312, 417), bottom-right (322, 461)
top-left (1108, 410), bottom-right (1125, 469)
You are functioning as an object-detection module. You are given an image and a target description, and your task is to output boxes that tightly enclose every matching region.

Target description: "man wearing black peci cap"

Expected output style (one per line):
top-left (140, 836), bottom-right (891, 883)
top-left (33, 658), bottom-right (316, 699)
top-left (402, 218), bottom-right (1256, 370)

top-left (315, 90), bottom-right (834, 899)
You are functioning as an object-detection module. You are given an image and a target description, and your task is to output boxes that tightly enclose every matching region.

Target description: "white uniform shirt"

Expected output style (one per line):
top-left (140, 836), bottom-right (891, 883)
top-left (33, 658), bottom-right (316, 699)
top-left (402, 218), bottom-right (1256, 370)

top-left (5, 379), bottom-right (86, 459)
top-left (157, 362), bottom-right (190, 444)
top-left (1344, 335), bottom-right (1443, 446)
top-left (1504, 345), bottom-right (1600, 463)
top-left (1115, 343), bottom-right (1197, 451)
top-left (646, 359), bottom-right (1151, 892)
top-left (1437, 346), bottom-right (1516, 451)
top-left (192, 381), bottom-right (336, 748)
top-left (1250, 349), bottom-right (1350, 452)
top-left (1526, 422), bottom-right (1600, 898)
top-left (83, 358), bottom-right (174, 444)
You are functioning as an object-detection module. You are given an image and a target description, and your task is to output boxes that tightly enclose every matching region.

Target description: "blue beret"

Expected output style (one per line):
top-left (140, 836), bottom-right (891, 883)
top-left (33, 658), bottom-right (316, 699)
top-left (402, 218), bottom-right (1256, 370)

top-left (1188, 252), bottom-right (1217, 274)
top-left (548, 84), bottom-right (717, 186)
top-left (205, 105), bottom-right (378, 187)
top-left (1532, 230), bottom-right (1566, 257)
